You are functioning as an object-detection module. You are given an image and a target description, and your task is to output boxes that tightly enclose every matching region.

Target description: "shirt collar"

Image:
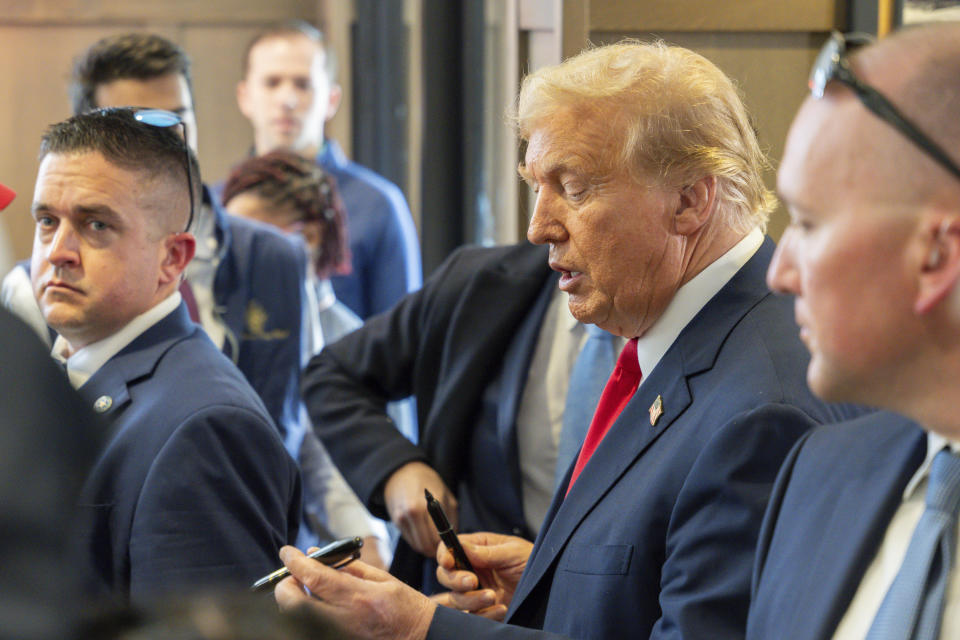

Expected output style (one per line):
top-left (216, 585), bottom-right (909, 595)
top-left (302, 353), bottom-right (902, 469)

top-left (314, 277), bottom-right (338, 313)
top-left (317, 139), bottom-right (346, 168)
top-left (903, 430), bottom-right (960, 499)
top-left (191, 197), bottom-right (219, 262)
top-left (635, 227), bottom-right (764, 382)
top-left (52, 291), bottom-right (182, 390)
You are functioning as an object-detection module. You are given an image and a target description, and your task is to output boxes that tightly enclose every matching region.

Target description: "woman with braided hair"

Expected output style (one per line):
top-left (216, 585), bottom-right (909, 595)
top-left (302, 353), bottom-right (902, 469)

top-left (223, 150), bottom-right (355, 338)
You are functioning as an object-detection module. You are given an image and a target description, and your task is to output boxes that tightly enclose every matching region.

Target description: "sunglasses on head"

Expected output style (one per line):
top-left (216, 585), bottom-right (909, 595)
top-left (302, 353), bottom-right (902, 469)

top-left (89, 107), bottom-right (196, 233)
top-left (809, 31), bottom-right (960, 182)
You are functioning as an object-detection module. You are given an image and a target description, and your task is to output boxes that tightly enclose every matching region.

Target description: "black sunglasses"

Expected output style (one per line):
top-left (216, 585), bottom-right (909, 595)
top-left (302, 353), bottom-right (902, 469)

top-left (809, 31), bottom-right (960, 181)
top-left (131, 108), bottom-right (196, 233)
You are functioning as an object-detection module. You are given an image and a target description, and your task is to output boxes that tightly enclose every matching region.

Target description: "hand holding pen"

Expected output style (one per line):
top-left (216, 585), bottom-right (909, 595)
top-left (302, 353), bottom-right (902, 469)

top-left (432, 529), bottom-right (534, 622)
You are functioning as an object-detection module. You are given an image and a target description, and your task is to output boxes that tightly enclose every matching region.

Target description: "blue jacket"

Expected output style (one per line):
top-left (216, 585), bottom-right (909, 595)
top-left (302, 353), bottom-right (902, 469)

top-left (74, 302), bottom-right (301, 603)
top-left (747, 412), bottom-right (927, 640)
top-left (426, 239), bottom-right (868, 639)
top-left (207, 188), bottom-right (308, 454)
top-left (318, 140), bottom-right (422, 318)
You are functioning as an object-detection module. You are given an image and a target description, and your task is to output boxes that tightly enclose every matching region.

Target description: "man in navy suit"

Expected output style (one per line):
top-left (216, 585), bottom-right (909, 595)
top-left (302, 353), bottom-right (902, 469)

top-left (748, 24), bottom-right (960, 639)
top-left (0, 32), bottom-right (387, 564)
top-left (28, 108), bottom-right (300, 603)
top-left (272, 41), bottom-right (861, 639)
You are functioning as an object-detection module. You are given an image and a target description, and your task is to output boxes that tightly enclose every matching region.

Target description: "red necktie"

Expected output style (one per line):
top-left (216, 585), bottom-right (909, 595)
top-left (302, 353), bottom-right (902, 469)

top-left (178, 279), bottom-right (201, 324)
top-left (566, 337), bottom-right (641, 495)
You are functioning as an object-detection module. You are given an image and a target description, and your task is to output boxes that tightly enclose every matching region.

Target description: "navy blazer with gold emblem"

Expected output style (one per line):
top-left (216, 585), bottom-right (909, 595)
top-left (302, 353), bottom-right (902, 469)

top-left (206, 187), bottom-right (307, 454)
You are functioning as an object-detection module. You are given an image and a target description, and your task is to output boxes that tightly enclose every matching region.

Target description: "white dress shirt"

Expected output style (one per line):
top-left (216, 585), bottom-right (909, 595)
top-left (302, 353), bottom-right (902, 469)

top-left (833, 432), bottom-right (960, 640)
top-left (51, 292), bottom-right (182, 390)
top-left (516, 286), bottom-right (617, 534)
top-left (634, 227), bottom-right (763, 382)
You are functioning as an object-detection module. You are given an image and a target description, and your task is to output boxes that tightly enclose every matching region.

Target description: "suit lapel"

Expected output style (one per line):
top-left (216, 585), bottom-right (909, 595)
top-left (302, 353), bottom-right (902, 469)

top-left (495, 272), bottom-right (559, 489)
top-left (509, 238), bottom-right (776, 614)
top-left (78, 304), bottom-right (196, 425)
top-left (511, 348), bottom-right (693, 607)
top-left (797, 421), bottom-right (926, 638)
top-left (425, 245), bottom-right (552, 483)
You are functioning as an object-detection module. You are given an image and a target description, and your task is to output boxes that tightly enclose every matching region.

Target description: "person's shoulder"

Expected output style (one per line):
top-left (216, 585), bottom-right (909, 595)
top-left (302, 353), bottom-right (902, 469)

top-left (153, 329), bottom-right (273, 421)
top-left (320, 156), bottom-right (410, 216)
top-left (324, 154), bottom-right (399, 194)
top-left (799, 410), bottom-right (922, 459)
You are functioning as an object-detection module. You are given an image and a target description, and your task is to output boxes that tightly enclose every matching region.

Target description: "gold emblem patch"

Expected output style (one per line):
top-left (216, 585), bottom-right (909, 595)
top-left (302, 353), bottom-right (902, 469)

top-left (243, 300), bottom-right (291, 341)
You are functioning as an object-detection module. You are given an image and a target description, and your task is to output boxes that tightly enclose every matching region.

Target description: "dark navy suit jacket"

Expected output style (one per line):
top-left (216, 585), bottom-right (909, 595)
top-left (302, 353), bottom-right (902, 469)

top-left (74, 302), bottom-right (301, 603)
top-left (747, 412), bottom-right (926, 640)
top-left (206, 187), bottom-right (308, 454)
top-left (303, 243), bottom-right (555, 588)
top-left (426, 238), bottom-right (866, 639)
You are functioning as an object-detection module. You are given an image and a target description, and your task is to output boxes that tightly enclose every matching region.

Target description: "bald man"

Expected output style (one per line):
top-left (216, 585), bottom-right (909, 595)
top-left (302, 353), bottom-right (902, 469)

top-left (749, 23), bottom-right (960, 639)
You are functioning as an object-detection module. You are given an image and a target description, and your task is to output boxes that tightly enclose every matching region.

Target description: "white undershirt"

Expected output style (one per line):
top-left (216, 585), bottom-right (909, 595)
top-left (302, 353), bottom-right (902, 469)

top-left (184, 202), bottom-right (225, 350)
top-left (51, 292), bottom-right (181, 390)
top-left (832, 432), bottom-right (960, 640)
top-left (515, 287), bottom-right (616, 534)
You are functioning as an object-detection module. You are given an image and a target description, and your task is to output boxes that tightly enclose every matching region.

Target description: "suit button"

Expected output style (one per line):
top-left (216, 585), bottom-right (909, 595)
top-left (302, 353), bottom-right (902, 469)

top-left (93, 395), bottom-right (113, 413)
top-left (512, 527), bottom-right (522, 535)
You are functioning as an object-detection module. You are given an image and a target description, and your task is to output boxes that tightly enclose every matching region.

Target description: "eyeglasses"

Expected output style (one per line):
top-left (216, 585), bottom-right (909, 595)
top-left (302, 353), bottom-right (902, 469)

top-left (809, 31), bottom-right (960, 182)
top-left (132, 108), bottom-right (196, 232)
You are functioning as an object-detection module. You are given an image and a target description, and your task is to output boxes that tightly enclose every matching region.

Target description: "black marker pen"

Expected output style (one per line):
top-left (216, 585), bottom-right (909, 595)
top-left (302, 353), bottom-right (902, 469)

top-left (425, 488), bottom-right (475, 574)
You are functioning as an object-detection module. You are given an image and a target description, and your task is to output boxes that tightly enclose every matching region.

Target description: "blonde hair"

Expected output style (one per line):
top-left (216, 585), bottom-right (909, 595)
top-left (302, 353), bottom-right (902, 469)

top-left (515, 40), bottom-right (775, 234)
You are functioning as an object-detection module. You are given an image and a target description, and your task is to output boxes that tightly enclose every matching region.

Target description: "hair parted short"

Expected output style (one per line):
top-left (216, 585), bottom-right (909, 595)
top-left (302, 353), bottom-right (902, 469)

top-left (515, 39), bottom-right (775, 234)
top-left (242, 20), bottom-right (337, 82)
top-left (40, 108), bottom-right (200, 232)
top-left (221, 151), bottom-right (350, 278)
top-left (70, 33), bottom-right (193, 116)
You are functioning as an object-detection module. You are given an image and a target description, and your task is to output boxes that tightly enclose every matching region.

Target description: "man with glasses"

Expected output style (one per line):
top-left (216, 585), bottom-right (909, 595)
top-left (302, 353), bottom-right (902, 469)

top-left (748, 23), bottom-right (960, 639)
top-left (0, 33), bottom-right (306, 464)
top-left (5, 32), bottom-right (389, 566)
top-left (28, 108), bottom-right (300, 602)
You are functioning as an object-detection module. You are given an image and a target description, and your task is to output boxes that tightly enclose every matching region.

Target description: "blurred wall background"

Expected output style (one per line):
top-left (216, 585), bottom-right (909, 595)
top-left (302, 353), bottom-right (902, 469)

top-left (1, 0), bottom-right (881, 277)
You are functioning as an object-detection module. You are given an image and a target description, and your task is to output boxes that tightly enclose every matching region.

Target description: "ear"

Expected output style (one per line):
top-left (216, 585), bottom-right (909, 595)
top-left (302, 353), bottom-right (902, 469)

top-left (159, 232), bottom-right (197, 287)
top-left (673, 175), bottom-right (717, 236)
top-left (915, 217), bottom-right (960, 315)
top-left (325, 83), bottom-right (343, 122)
top-left (236, 80), bottom-right (252, 119)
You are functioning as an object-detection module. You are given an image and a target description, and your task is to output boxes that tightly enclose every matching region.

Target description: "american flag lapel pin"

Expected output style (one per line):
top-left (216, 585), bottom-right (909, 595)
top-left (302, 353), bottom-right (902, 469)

top-left (649, 394), bottom-right (663, 426)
